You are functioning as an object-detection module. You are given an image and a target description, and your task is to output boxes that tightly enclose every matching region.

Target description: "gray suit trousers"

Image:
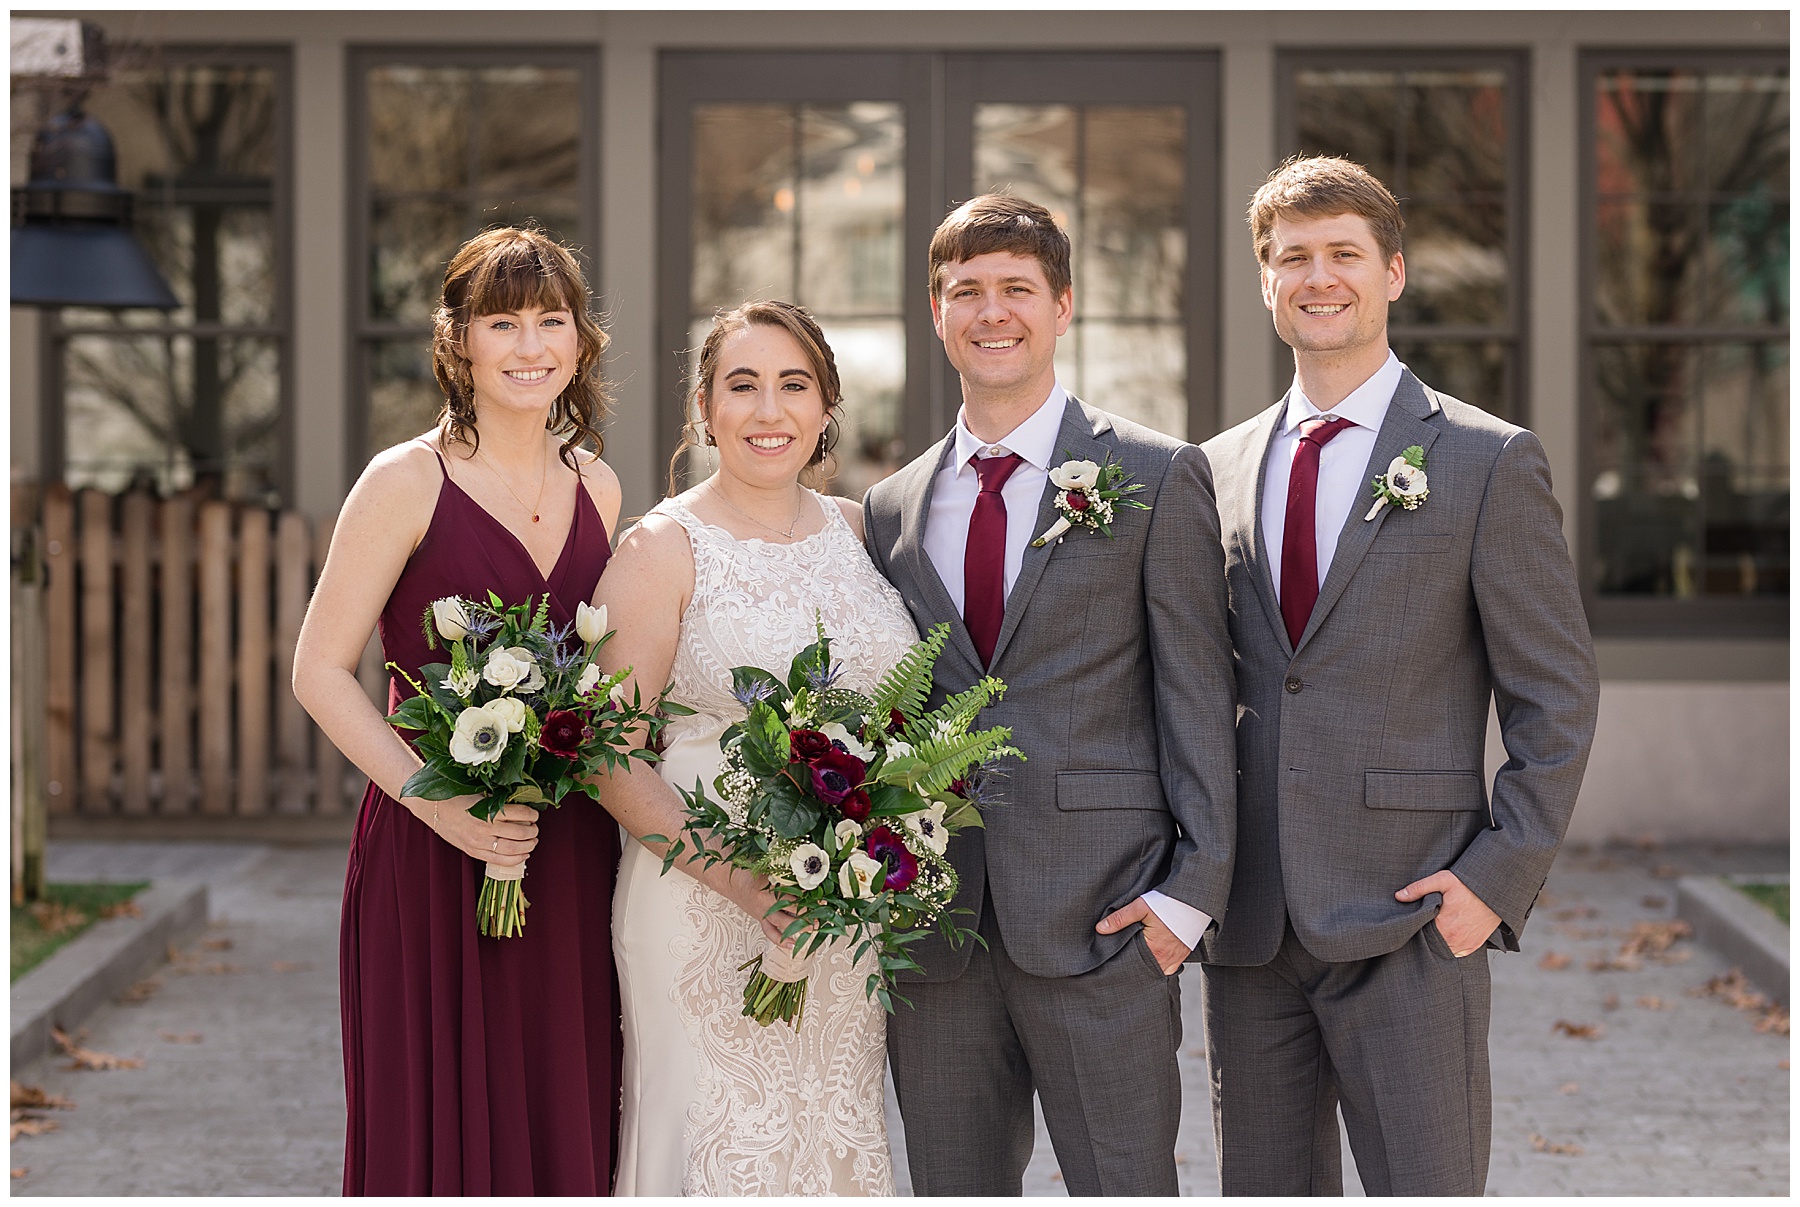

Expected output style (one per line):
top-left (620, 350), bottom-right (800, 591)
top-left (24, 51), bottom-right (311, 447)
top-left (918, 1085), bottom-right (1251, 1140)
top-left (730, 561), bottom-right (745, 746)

top-left (886, 900), bottom-right (1183, 1196)
top-left (1202, 922), bottom-right (1492, 1196)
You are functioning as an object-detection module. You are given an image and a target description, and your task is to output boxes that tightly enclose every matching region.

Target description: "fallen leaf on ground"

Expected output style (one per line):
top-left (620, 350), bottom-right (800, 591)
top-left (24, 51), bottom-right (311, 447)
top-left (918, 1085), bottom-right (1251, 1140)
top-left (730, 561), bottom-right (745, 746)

top-left (1537, 951), bottom-right (1572, 971)
top-left (1754, 1006), bottom-right (1789, 1036)
top-left (1553, 1020), bottom-right (1605, 1040)
top-left (1050, 1172), bottom-right (1062, 1182)
top-left (1561, 925), bottom-right (1609, 941)
top-left (1779, 1060), bottom-right (1789, 1071)
top-left (1553, 905), bottom-right (1598, 921)
top-left (1588, 954), bottom-right (1641, 972)
top-left (27, 901), bottom-right (88, 936)
top-left (1636, 996), bottom-right (1669, 1010)
top-left (155, 1030), bottom-right (203, 1044)
top-left (1619, 919), bottom-right (1692, 960)
top-left (10, 1083), bottom-right (72, 1111)
top-left (98, 900), bottom-right (142, 920)
top-left (1649, 864), bottom-right (1683, 880)
top-left (1601, 993), bottom-right (1620, 1011)
top-left (51, 1028), bottom-right (144, 1072)
top-left (1640, 895), bottom-right (1667, 909)
top-left (9, 1117), bottom-right (58, 1140)
top-left (12, 1168), bottom-right (27, 1179)
top-left (271, 960), bottom-right (314, 973)
top-left (117, 978), bottom-right (162, 1005)
top-left (1530, 1133), bottom-right (1584, 1156)
top-left (169, 961), bottom-right (243, 977)
top-left (199, 936), bottom-right (234, 952)
top-left (1557, 1082), bottom-right (1580, 1095)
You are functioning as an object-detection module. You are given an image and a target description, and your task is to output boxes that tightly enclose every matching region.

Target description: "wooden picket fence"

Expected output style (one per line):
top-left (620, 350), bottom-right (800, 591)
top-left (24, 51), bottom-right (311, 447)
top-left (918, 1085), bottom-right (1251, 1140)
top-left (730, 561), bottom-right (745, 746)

top-left (36, 484), bottom-right (381, 820)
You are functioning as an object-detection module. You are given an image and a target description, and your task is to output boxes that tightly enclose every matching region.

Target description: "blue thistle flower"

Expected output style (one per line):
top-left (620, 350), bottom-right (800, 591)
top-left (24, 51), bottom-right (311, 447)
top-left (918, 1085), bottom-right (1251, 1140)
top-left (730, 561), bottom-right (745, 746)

top-left (804, 659), bottom-right (845, 693)
top-left (731, 679), bottom-right (778, 708)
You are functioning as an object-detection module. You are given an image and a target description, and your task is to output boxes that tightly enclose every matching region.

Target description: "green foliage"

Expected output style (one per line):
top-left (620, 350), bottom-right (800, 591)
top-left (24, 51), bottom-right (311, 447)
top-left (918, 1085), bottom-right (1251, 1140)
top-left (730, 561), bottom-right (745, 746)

top-left (1401, 444), bottom-right (1426, 468)
top-left (12, 882), bottom-right (149, 982)
top-left (871, 622), bottom-right (950, 720)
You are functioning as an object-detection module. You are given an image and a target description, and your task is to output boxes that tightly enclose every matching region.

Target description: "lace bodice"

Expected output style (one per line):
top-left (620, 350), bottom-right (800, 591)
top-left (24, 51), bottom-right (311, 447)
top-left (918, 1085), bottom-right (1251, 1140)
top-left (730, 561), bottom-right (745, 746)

top-left (655, 491), bottom-right (920, 743)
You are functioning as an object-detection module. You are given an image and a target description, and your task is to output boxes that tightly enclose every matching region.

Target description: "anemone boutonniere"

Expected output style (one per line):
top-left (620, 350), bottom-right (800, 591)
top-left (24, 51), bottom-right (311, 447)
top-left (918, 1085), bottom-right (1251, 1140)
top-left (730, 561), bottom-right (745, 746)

top-left (1030, 453), bottom-right (1150, 548)
top-left (1364, 445), bottom-right (1429, 521)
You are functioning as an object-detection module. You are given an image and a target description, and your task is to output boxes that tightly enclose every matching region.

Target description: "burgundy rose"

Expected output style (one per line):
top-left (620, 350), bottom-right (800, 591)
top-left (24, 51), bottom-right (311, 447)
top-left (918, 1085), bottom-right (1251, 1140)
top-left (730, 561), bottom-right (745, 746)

top-left (1064, 489), bottom-right (1090, 512)
top-left (807, 747), bottom-right (866, 806)
top-left (865, 825), bottom-right (918, 892)
top-left (789, 728), bottom-right (833, 764)
top-left (838, 789), bottom-right (873, 822)
top-left (948, 777), bottom-right (970, 799)
top-left (538, 709), bottom-right (590, 760)
top-left (886, 708), bottom-right (907, 736)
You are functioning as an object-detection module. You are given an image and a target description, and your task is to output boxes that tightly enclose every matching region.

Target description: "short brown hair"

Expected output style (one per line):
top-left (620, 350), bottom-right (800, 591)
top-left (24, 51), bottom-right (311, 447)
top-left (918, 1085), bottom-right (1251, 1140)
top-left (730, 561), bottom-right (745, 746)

top-left (927, 193), bottom-right (1072, 300)
top-left (431, 226), bottom-right (610, 466)
top-left (1247, 155), bottom-right (1404, 266)
top-left (669, 299), bottom-right (844, 494)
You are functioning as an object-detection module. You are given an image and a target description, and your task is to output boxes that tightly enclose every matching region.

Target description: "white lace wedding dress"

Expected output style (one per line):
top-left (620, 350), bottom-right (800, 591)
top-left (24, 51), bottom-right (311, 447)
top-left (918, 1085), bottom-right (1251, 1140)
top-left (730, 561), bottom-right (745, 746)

top-left (612, 492), bottom-right (918, 1196)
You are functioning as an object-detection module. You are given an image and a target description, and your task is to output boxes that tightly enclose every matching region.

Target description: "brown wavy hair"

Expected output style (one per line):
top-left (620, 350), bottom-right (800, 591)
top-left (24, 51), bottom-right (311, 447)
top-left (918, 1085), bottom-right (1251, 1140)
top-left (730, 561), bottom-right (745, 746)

top-left (1248, 154), bottom-right (1405, 266)
top-left (927, 193), bottom-right (1072, 300)
top-left (668, 299), bottom-right (843, 495)
top-left (431, 226), bottom-right (609, 468)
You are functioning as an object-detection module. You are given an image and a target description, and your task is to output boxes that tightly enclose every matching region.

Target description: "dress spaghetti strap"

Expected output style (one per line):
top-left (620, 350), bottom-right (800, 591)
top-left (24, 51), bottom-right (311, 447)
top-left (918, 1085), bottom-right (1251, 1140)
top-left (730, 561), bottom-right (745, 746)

top-left (415, 437), bottom-right (448, 480)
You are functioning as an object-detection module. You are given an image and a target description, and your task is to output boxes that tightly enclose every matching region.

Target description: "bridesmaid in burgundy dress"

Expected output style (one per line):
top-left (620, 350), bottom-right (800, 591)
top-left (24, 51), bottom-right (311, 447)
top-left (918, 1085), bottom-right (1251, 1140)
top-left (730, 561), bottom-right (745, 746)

top-left (294, 228), bottom-right (633, 1194)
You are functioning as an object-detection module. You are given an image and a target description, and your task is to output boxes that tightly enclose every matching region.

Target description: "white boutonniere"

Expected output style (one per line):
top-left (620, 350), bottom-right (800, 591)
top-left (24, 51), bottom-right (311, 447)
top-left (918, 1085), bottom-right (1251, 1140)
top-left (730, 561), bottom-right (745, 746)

top-left (1031, 453), bottom-right (1151, 547)
top-left (1365, 445), bottom-right (1429, 521)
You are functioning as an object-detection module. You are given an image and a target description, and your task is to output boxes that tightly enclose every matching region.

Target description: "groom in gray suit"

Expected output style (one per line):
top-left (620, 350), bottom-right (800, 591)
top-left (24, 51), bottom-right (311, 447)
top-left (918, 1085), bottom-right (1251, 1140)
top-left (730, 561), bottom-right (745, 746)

top-left (863, 194), bottom-right (1237, 1195)
top-left (1198, 156), bottom-right (1600, 1195)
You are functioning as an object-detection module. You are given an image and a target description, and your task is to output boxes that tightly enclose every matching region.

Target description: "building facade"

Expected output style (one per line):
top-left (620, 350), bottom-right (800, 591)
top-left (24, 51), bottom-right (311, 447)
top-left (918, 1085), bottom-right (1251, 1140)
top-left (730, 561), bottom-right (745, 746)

top-left (11, 9), bottom-right (1788, 842)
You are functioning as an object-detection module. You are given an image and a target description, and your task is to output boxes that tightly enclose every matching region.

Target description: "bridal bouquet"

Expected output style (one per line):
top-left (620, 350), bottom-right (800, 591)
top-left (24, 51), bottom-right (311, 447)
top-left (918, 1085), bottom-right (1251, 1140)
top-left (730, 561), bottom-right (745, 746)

top-left (651, 621), bottom-right (1021, 1026)
top-left (387, 593), bottom-right (673, 938)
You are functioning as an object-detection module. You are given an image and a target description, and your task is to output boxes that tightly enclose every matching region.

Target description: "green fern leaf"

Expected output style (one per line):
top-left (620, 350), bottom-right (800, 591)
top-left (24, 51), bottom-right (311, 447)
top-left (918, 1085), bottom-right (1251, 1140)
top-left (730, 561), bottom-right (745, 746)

top-left (871, 622), bottom-right (950, 719)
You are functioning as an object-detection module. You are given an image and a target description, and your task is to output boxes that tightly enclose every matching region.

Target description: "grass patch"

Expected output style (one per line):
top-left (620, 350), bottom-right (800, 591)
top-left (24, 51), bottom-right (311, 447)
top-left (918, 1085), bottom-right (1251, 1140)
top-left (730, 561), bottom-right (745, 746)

top-left (1735, 881), bottom-right (1789, 925)
top-left (11, 882), bottom-right (149, 982)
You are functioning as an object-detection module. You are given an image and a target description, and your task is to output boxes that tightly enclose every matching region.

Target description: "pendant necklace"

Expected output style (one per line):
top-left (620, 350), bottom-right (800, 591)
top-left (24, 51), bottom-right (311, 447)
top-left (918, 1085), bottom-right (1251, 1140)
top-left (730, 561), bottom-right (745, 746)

top-left (713, 483), bottom-right (805, 540)
top-left (477, 441), bottom-right (548, 523)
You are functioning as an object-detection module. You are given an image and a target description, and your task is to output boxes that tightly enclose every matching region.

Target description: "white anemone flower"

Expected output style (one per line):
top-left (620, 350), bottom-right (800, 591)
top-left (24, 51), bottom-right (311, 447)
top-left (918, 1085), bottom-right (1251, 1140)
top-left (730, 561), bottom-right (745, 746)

top-left (821, 722), bottom-right (874, 762)
top-left (904, 802), bottom-right (950, 855)
top-left (448, 703), bottom-right (509, 765)
top-left (790, 843), bottom-right (830, 891)
top-left (1049, 459), bottom-right (1102, 491)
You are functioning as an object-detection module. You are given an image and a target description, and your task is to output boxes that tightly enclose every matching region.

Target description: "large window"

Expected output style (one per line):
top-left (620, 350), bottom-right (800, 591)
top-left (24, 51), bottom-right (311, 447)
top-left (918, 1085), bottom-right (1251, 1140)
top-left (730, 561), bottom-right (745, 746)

top-left (1279, 51), bottom-right (1526, 423)
top-left (661, 52), bottom-right (1218, 496)
top-left (350, 48), bottom-right (598, 468)
top-left (45, 48), bottom-right (290, 504)
top-left (1582, 53), bottom-right (1787, 635)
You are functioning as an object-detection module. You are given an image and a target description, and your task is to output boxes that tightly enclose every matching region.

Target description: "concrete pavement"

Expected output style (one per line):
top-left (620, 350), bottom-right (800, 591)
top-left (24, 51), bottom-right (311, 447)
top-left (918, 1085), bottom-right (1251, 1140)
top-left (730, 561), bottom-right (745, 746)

top-left (11, 840), bottom-right (1788, 1195)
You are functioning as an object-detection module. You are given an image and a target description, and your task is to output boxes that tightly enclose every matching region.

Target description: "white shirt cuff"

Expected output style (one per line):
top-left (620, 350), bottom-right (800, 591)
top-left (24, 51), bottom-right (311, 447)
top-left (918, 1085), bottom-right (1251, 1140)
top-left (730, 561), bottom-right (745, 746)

top-left (1142, 889), bottom-right (1211, 951)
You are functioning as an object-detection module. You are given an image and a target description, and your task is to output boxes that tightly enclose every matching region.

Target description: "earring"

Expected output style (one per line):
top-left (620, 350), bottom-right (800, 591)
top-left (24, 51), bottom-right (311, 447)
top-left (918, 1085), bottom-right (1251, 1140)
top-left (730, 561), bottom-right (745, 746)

top-left (703, 427), bottom-right (717, 447)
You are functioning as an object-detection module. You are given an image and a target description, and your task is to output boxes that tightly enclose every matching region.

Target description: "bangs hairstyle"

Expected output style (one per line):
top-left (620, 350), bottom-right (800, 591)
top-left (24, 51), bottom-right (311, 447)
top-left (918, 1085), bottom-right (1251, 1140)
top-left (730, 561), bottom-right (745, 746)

top-left (431, 226), bottom-right (610, 465)
top-left (1248, 154), bottom-right (1405, 267)
top-left (668, 299), bottom-right (843, 495)
top-left (927, 193), bottom-right (1072, 299)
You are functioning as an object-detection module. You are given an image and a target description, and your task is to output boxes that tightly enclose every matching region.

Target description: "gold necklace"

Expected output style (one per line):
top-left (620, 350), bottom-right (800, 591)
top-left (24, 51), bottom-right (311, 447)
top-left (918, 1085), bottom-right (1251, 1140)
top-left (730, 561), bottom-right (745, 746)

top-left (712, 482), bottom-right (806, 540)
top-left (476, 441), bottom-right (548, 524)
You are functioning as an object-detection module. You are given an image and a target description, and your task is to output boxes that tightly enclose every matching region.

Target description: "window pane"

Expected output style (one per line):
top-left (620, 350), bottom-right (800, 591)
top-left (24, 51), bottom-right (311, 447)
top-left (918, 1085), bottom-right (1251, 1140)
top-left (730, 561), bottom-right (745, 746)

top-left (1392, 341), bottom-right (1512, 423)
top-left (1394, 201), bottom-right (1507, 326)
top-left (369, 66), bottom-right (471, 192)
top-left (797, 104), bottom-right (904, 317)
top-left (370, 196), bottom-right (465, 324)
top-left (1070, 321), bottom-right (1185, 439)
top-left (1592, 343), bottom-right (1702, 596)
top-left (1596, 70), bottom-right (1705, 195)
top-left (479, 193), bottom-right (582, 250)
top-left (367, 339), bottom-right (443, 456)
top-left (477, 67), bottom-right (581, 193)
top-left (974, 103), bottom-right (1078, 226)
top-left (691, 104), bottom-right (798, 313)
top-left (1292, 69), bottom-right (1398, 174)
top-left (1083, 107), bottom-right (1185, 320)
top-left (1403, 69), bottom-right (1508, 196)
top-left (1703, 72), bottom-right (1788, 194)
top-left (1703, 197), bottom-right (1788, 325)
top-left (820, 319), bottom-right (906, 497)
top-left (1697, 343), bottom-right (1788, 596)
top-left (1595, 201), bottom-right (1701, 327)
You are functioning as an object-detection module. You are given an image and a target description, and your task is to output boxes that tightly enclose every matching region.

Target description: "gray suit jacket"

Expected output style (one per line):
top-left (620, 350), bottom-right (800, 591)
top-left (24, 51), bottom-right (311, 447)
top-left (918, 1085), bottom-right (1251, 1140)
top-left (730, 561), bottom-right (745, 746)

top-left (864, 396), bottom-right (1238, 980)
top-left (1199, 370), bottom-right (1600, 966)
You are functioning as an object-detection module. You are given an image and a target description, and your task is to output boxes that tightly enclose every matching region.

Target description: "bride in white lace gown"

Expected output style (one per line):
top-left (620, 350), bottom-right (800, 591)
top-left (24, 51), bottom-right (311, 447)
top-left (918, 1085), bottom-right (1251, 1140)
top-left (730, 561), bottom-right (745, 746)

top-left (596, 302), bottom-right (918, 1196)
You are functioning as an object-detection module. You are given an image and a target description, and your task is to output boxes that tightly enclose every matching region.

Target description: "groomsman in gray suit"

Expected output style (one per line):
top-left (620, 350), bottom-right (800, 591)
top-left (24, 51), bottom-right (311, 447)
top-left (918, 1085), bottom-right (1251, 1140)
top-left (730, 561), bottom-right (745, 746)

top-left (863, 194), bottom-right (1237, 1195)
top-left (1199, 155), bottom-right (1600, 1195)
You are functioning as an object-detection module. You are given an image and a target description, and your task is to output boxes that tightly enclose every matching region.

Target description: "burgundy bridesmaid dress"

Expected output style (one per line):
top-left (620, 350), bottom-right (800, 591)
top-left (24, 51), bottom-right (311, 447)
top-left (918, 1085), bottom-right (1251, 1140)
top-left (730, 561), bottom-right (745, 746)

top-left (339, 451), bottom-right (621, 1195)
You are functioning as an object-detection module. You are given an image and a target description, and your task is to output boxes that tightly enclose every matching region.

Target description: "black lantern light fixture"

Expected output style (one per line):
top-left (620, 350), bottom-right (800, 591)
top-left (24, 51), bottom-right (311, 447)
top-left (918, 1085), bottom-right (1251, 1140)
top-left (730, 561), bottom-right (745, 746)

top-left (11, 18), bottom-right (179, 310)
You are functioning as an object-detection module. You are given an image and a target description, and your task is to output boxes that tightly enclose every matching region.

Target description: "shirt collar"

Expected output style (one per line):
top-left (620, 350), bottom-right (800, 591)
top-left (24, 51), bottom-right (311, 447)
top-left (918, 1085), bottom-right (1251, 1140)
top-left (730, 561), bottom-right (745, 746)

top-left (1280, 350), bottom-right (1404, 436)
top-left (952, 383), bottom-right (1068, 474)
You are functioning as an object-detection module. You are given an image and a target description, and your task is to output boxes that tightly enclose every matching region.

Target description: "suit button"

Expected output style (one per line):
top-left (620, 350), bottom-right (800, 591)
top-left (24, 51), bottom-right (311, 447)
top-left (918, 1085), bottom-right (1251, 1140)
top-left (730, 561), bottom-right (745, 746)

top-left (1284, 677), bottom-right (1303, 694)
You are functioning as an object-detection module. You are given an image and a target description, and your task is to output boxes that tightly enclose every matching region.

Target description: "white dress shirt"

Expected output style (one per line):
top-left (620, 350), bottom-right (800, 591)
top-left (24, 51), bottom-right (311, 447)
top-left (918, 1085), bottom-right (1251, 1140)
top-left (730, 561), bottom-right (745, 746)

top-left (1261, 351), bottom-right (1404, 604)
top-left (921, 384), bottom-right (1212, 953)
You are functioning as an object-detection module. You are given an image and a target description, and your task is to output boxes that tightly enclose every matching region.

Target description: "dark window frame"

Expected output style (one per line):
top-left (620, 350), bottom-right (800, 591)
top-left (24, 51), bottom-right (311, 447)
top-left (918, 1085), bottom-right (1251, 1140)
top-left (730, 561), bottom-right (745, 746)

top-left (1275, 47), bottom-right (1531, 427)
top-left (1579, 47), bottom-right (1788, 638)
top-left (345, 44), bottom-right (601, 484)
top-left (42, 42), bottom-right (296, 504)
top-left (657, 50), bottom-right (1220, 493)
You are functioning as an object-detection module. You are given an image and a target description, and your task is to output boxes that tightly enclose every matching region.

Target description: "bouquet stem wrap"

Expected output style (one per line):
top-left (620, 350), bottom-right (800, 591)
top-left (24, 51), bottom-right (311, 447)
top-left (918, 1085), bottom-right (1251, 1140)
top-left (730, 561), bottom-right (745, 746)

top-left (476, 859), bottom-right (529, 938)
top-left (739, 937), bottom-right (811, 1028)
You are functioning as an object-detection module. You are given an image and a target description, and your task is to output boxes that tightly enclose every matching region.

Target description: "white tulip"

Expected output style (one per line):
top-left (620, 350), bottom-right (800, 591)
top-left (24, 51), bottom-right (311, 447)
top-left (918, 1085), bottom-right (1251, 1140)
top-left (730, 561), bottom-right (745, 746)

top-left (482, 646), bottom-right (544, 693)
top-left (486, 695), bottom-right (530, 733)
top-left (790, 843), bottom-right (830, 891)
top-left (431, 597), bottom-right (470, 642)
top-left (575, 601), bottom-right (608, 646)
top-left (448, 703), bottom-right (509, 765)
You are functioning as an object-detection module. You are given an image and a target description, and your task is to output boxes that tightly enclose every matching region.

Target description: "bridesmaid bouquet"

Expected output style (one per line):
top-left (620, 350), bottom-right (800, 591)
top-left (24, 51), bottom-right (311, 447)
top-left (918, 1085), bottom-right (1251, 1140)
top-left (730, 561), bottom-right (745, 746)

top-left (386, 593), bottom-right (676, 938)
top-left (650, 621), bottom-right (1021, 1026)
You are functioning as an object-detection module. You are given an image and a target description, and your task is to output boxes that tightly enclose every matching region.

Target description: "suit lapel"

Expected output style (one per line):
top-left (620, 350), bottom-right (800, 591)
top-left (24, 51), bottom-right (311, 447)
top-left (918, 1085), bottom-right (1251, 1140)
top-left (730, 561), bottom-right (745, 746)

top-left (987, 397), bottom-right (1112, 671)
top-left (1235, 397), bottom-right (1293, 658)
top-left (1296, 370), bottom-right (1442, 651)
top-left (894, 434), bottom-right (985, 678)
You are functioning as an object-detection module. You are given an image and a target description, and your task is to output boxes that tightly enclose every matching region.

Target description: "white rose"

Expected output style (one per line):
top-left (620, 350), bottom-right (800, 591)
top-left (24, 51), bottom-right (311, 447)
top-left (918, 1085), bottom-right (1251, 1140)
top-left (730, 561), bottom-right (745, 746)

top-left (790, 843), bottom-right (830, 891)
top-left (482, 646), bottom-right (545, 694)
top-left (448, 703), bottom-right (509, 765)
top-left (443, 666), bottom-right (479, 699)
top-left (1049, 459), bottom-right (1102, 492)
top-left (904, 802), bottom-right (950, 855)
top-left (837, 850), bottom-right (882, 900)
top-left (576, 662), bottom-right (602, 698)
top-left (486, 695), bottom-right (530, 733)
top-left (821, 722), bottom-right (874, 762)
top-left (431, 597), bottom-right (470, 642)
top-left (575, 601), bottom-right (608, 647)
top-left (834, 818), bottom-right (863, 852)
top-left (1384, 457), bottom-right (1429, 503)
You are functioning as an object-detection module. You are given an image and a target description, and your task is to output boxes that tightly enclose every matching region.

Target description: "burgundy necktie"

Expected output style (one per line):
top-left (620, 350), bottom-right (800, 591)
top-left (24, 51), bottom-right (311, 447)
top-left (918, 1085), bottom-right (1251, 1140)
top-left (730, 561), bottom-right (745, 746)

top-left (964, 453), bottom-right (1023, 667)
top-left (1280, 416), bottom-right (1354, 649)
